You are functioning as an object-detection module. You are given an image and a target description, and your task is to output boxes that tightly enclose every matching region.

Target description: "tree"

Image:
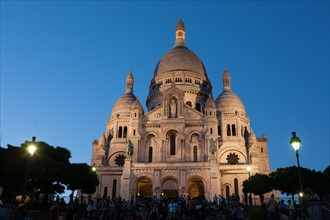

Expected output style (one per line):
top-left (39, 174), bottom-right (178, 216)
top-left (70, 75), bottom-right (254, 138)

top-left (269, 167), bottom-right (299, 200)
top-left (0, 138), bottom-right (99, 202)
top-left (0, 145), bottom-right (26, 198)
top-left (24, 140), bottom-right (71, 197)
top-left (65, 163), bottom-right (99, 196)
top-left (270, 166), bottom-right (329, 201)
top-left (243, 173), bottom-right (273, 204)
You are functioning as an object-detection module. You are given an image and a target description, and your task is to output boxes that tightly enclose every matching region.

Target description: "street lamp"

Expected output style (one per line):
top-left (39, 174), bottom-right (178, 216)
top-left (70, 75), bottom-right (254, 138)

top-left (246, 164), bottom-right (252, 205)
top-left (246, 164), bottom-right (251, 179)
top-left (22, 136), bottom-right (37, 202)
top-left (92, 164), bottom-right (96, 172)
top-left (91, 164), bottom-right (98, 199)
top-left (290, 131), bottom-right (303, 200)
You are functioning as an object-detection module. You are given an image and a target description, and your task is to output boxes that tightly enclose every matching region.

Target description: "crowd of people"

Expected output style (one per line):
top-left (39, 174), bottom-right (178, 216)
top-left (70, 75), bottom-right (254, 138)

top-left (264, 192), bottom-right (322, 220)
top-left (59, 193), bottom-right (246, 220)
top-left (0, 191), bottom-right (325, 220)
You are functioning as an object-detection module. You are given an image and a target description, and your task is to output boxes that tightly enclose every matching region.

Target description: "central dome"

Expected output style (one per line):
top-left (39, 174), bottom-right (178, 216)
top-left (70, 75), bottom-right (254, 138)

top-left (146, 18), bottom-right (212, 110)
top-left (153, 46), bottom-right (207, 77)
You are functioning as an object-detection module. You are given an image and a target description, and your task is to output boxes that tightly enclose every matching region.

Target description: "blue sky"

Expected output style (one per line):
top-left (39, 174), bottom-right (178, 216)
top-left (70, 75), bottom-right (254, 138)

top-left (1, 1), bottom-right (329, 173)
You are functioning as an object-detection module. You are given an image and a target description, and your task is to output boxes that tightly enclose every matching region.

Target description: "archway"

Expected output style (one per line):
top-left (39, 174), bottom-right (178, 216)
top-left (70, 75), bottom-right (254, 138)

top-left (136, 177), bottom-right (153, 198)
top-left (162, 179), bottom-right (178, 198)
top-left (187, 177), bottom-right (205, 198)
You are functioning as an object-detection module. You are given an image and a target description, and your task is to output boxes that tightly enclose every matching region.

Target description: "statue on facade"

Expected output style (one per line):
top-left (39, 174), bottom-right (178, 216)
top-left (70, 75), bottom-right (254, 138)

top-left (170, 98), bottom-right (177, 118)
top-left (102, 129), bottom-right (113, 166)
top-left (209, 138), bottom-right (216, 157)
top-left (127, 139), bottom-right (134, 158)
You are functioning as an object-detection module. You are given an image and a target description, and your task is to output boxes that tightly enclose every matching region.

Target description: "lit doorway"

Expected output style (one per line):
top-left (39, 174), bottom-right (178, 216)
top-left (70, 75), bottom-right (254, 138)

top-left (136, 177), bottom-right (153, 198)
top-left (187, 177), bottom-right (205, 198)
top-left (162, 179), bottom-right (178, 198)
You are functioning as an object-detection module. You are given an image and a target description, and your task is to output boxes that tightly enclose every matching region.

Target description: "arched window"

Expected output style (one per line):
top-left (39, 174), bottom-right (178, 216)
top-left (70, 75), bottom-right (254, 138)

top-left (186, 101), bottom-right (192, 107)
top-left (209, 111), bottom-right (212, 116)
top-left (218, 126), bottom-right (221, 136)
top-left (170, 134), bottom-right (176, 155)
top-left (112, 179), bottom-right (117, 199)
top-left (123, 126), bottom-right (127, 138)
top-left (232, 124), bottom-right (236, 136)
top-left (234, 178), bottom-right (239, 195)
top-left (196, 103), bottom-right (201, 112)
top-left (227, 124), bottom-right (231, 136)
top-left (148, 147), bottom-right (153, 162)
top-left (103, 187), bottom-right (108, 198)
top-left (133, 130), bottom-right (136, 136)
top-left (225, 185), bottom-right (230, 198)
top-left (118, 127), bottom-right (123, 138)
top-left (210, 128), bottom-right (213, 134)
top-left (193, 146), bottom-right (198, 162)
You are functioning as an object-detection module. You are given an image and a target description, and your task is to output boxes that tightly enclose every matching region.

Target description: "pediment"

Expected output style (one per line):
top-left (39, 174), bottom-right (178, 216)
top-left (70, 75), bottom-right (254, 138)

top-left (143, 105), bottom-right (164, 121)
top-left (183, 105), bottom-right (205, 120)
top-left (162, 84), bottom-right (185, 99)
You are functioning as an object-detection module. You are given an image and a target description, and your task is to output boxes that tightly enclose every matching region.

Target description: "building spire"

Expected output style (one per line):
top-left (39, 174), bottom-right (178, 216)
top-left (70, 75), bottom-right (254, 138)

top-left (174, 18), bottom-right (186, 47)
top-left (222, 67), bottom-right (231, 91)
top-left (125, 69), bottom-right (134, 94)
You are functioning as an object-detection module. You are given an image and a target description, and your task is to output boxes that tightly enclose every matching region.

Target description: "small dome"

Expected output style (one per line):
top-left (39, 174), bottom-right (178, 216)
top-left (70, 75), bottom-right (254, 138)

top-left (132, 97), bottom-right (144, 112)
top-left (111, 93), bottom-right (136, 117)
top-left (205, 96), bottom-right (216, 108)
top-left (215, 68), bottom-right (246, 114)
top-left (248, 130), bottom-right (256, 143)
top-left (110, 70), bottom-right (137, 118)
top-left (98, 132), bottom-right (105, 145)
top-left (216, 90), bottom-right (246, 114)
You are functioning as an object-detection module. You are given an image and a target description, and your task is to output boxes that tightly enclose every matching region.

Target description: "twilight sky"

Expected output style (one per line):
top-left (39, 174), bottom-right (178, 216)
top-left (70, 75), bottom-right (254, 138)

top-left (1, 1), bottom-right (329, 173)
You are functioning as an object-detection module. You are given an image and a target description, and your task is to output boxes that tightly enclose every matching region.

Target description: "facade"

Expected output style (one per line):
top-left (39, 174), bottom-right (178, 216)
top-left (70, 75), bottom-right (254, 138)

top-left (91, 18), bottom-right (271, 202)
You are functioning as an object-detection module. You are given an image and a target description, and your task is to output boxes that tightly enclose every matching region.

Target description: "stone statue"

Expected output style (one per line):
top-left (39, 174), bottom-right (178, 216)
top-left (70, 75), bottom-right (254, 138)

top-left (105, 129), bottom-right (113, 149)
top-left (209, 138), bottom-right (216, 157)
top-left (102, 129), bottom-right (113, 165)
top-left (170, 99), bottom-right (177, 118)
top-left (127, 139), bottom-right (134, 158)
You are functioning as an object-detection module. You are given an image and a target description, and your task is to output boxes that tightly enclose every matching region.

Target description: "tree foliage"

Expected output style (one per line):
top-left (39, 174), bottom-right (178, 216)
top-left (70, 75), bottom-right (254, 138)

top-left (269, 166), bottom-right (300, 196)
top-left (0, 139), bottom-right (99, 200)
top-left (243, 166), bottom-right (330, 201)
top-left (243, 173), bottom-right (272, 204)
top-left (65, 163), bottom-right (99, 195)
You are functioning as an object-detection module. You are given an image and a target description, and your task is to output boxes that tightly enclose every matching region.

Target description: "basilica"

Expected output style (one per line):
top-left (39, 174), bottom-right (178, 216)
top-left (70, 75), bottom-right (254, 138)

top-left (91, 18), bottom-right (271, 201)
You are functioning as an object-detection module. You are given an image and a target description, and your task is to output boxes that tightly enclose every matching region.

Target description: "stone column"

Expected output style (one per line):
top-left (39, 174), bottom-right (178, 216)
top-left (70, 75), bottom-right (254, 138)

top-left (210, 158), bottom-right (220, 199)
top-left (154, 170), bottom-right (161, 197)
top-left (120, 158), bottom-right (132, 201)
top-left (179, 170), bottom-right (187, 195)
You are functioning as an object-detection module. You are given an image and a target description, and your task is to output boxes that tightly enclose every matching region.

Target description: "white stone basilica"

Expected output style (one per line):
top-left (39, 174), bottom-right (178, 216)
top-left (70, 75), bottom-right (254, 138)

top-left (91, 18), bottom-right (271, 201)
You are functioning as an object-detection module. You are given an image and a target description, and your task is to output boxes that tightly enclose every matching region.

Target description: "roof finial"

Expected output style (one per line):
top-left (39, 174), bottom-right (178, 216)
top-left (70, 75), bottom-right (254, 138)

top-left (174, 17), bottom-right (186, 47)
top-left (222, 66), bottom-right (231, 91)
top-left (125, 69), bottom-right (134, 94)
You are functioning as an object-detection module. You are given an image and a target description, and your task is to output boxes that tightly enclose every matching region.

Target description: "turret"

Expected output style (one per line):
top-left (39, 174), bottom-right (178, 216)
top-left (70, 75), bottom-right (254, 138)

top-left (174, 18), bottom-right (186, 47)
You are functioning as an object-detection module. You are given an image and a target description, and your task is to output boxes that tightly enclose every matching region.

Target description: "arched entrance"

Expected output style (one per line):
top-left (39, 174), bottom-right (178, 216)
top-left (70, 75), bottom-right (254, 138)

top-left (187, 177), bottom-right (205, 198)
top-left (162, 179), bottom-right (178, 198)
top-left (136, 177), bottom-right (153, 198)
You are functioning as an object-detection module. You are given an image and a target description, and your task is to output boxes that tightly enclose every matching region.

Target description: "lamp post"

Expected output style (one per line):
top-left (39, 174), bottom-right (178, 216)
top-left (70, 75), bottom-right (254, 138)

top-left (246, 164), bottom-right (252, 205)
top-left (246, 164), bottom-right (251, 179)
top-left (290, 131), bottom-right (303, 201)
top-left (22, 136), bottom-right (37, 202)
top-left (91, 164), bottom-right (96, 172)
